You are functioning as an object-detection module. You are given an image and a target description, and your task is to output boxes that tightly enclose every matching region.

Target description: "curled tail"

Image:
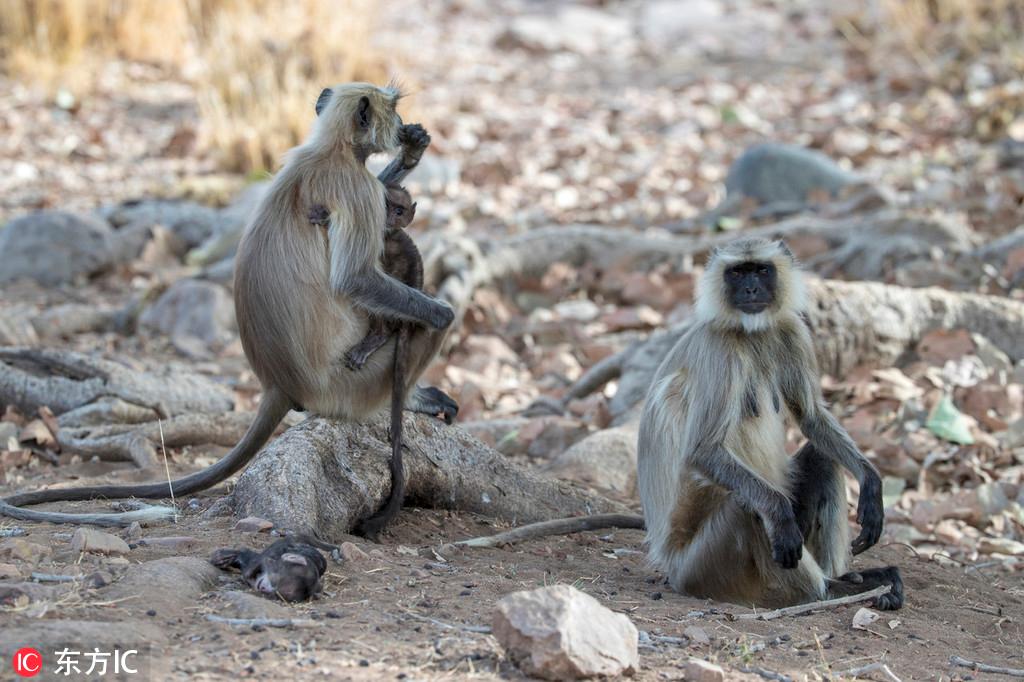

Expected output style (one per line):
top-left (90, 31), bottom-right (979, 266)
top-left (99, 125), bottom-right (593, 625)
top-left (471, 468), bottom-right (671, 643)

top-left (357, 330), bottom-right (409, 539)
top-left (0, 387), bottom-right (292, 527)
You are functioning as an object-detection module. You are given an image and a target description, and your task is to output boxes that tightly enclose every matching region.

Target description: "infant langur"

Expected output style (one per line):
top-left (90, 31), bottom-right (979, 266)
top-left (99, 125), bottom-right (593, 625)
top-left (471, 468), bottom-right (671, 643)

top-left (210, 539), bottom-right (327, 602)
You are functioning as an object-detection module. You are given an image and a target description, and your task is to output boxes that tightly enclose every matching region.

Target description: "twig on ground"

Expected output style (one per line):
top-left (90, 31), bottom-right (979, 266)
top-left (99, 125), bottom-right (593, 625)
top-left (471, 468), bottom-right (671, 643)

top-left (30, 573), bottom-right (79, 583)
top-left (731, 585), bottom-right (890, 621)
top-left (740, 665), bottom-right (793, 682)
top-left (158, 418), bottom-right (178, 523)
top-left (836, 661), bottom-right (902, 682)
top-left (446, 513), bottom-right (644, 551)
top-left (950, 655), bottom-right (1024, 678)
top-left (205, 615), bottom-right (318, 628)
top-left (404, 611), bottom-right (491, 634)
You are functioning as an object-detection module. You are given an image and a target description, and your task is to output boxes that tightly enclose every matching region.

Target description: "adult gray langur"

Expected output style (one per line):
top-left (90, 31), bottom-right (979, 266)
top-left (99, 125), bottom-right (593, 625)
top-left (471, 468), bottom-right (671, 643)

top-left (1, 82), bottom-right (457, 527)
top-left (638, 237), bottom-right (903, 610)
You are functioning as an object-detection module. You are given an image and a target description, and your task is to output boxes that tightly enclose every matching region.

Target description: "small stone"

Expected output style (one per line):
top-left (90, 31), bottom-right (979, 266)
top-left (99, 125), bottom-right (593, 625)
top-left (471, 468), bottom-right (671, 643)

top-left (136, 536), bottom-right (199, 551)
top-left (684, 658), bottom-right (725, 682)
top-left (684, 625), bottom-right (711, 645)
top-left (492, 584), bottom-right (639, 679)
top-left (0, 538), bottom-right (52, 564)
top-left (338, 542), bottom-right (371, 563)
top-left (0, 562), bottom-right (22, 578)
top-left (977, 537), bottom-right (1024, 556)
top-left (124, 521), bottom-right (143, 541)
top-left (71, 528), bottom-right (131, 556)
top-left (234, 517), bottom-right (274, 533)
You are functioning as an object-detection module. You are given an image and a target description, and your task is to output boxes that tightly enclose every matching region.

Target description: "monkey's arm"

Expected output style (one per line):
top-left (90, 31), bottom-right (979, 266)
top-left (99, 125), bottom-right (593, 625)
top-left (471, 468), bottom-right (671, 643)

top-left (344, 268), bottom-right (453, 330)
top-left (686, 371), bottom-right (804, 569)
top-left (377, 123), bottom-right (430, 186)
top-left (780, 335), bottom-right (884, 555)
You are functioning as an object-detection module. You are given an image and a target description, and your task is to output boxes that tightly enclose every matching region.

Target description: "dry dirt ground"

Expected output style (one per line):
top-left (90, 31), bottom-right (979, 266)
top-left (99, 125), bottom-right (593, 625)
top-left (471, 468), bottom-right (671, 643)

top-left (1, 459), bottom-right (1022, 682)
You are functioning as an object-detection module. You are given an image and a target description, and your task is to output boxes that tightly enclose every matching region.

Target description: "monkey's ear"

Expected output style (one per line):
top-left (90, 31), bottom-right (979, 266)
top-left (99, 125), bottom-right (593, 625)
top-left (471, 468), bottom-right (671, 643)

top-left (281, 552), bottom-right (309, 566)
top-left (776, 240), bottom-right (794, 259)
top-left (357, 96), bottom-right (371, 129)
top-left (315, 88), bottom-right (332, 116)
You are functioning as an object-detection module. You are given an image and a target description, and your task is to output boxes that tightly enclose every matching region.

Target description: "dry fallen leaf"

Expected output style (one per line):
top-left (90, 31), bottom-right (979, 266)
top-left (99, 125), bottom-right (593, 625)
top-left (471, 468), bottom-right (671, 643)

top-left (853, 607), bottom-right (880, 630)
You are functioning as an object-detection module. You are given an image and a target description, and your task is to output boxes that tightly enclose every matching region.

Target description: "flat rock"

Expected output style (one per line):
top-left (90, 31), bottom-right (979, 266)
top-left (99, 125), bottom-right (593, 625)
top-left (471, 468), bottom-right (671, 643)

top-left (544, 424), bottom-right (638, 496)
top-left (492, 584), bottom-right (639, 679)
top-left (218, 590), bottom-right (293, 619)
top-left (103, 557), bottom-right (220, 617)
top-left (234, 516), bottom-right (274, 533)
top-left (0, 211), bottom-right (116, 286)
top-left (140, 279), bottom-right (237, 356)
top-left (338, 541), bottom-right (372, 564)
top-left (71, 528), bottom-right (131, 556)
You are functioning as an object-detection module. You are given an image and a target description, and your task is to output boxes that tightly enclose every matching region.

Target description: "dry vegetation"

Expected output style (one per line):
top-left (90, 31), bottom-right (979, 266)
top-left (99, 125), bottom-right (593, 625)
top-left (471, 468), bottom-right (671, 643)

top-left (0, 0), bottom-right (389, 172)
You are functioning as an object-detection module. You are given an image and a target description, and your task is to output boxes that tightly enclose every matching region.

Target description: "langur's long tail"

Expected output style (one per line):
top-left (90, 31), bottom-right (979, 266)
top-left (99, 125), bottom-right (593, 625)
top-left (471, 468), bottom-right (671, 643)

top-left (357, 329), bottom-right (409, 538)
top-left (0, 387), bottom-right (292, 527)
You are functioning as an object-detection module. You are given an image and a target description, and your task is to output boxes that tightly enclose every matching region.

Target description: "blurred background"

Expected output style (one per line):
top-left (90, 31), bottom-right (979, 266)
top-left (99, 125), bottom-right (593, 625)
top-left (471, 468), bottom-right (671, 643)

top-left (0, 0), bottom-right (1020, 227)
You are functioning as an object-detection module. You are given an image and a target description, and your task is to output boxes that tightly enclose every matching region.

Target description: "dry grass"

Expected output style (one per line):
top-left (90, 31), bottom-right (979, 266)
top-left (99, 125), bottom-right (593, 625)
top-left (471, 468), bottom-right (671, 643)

top-left (0, 0), bottom-right (392, 173)
top-left (836, 0), bottom-right (1024, 87)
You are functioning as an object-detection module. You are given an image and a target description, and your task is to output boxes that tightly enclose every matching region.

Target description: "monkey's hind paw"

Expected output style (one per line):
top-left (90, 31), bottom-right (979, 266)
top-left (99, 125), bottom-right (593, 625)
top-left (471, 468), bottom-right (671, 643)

top-left (413, 386), bottom-right (459, 424)
top-left (209, 548), bottom-right (241, 571)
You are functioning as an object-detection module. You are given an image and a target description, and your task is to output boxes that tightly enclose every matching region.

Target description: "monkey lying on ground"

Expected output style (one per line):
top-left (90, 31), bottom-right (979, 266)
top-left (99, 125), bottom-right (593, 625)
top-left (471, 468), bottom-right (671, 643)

top-left (0, 83), bottom-right (457, 526)
top-left (210, 539), bottom-right (327, 602)
top-left (310, 182), bottom-right (446, 537)
top-left (638, 237), bottom-right (903, 610)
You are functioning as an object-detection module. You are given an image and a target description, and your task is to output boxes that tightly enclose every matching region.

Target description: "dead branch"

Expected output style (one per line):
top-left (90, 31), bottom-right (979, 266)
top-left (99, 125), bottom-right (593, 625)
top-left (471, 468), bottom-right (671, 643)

top-left (205, 615), bottom-right (318, 628)
top-left (836, 662), bottom-right (903, 682)
top-left (448, 513), bottom-right (644, 550)
top-left (231, 413), bottom-right (630, 542)
top-left (59, 412), bottom-right (260, 468)
top-left (0, 347), bottom-right (234, 417)
top-left (740, 666), bottom-right (793, 682)
top-left (731, 585), bottom-right (891, 621)
top-left (949, 655), bottom-right (1024, 678)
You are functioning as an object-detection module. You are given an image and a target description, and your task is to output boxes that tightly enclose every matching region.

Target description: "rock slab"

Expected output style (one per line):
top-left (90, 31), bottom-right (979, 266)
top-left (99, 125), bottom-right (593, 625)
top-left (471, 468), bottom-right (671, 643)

top-left (492, 584), bottom-right (639, 679)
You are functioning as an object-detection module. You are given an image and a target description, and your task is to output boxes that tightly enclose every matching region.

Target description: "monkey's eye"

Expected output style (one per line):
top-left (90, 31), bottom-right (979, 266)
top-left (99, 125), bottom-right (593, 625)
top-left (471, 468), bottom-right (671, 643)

top-left (394, 207), bottom-right (404, 216)
top-left (757, 265), bottom-right (770, 275)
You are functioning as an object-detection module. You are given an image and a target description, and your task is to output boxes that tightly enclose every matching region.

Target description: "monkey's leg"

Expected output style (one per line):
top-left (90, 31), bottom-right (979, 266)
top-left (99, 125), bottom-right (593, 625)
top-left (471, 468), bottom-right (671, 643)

top-left (400, 325), bottom-right (458, 424)
top-left (343, 331), bottom-right (393, 371)
top-left (791, 443), bottom-right (904, 610)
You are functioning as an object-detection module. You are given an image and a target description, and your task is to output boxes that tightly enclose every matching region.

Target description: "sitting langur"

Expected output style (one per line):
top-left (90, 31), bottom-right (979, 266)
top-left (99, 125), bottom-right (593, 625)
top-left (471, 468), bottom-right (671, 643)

top-left (0, 83), bottom-right (457, 526)
top-left (210, 539), bottom-right (327, 602)
top-left (637, 238), bottom-right (903, 610)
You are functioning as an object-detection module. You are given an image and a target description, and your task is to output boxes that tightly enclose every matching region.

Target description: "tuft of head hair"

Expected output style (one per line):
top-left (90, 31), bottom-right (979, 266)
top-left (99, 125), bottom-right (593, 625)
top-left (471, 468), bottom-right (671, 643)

top-left (695, 237), bottom-right (806, 333)
top-left (310, 82), bottom-right (402, 154)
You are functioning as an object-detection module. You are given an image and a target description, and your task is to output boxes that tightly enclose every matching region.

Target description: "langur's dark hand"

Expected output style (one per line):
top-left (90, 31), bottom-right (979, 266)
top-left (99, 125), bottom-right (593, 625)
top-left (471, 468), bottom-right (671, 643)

top-left (770, 517), bottom-right (804, 569)
top-left (852, 470), bottom-right (883, 554)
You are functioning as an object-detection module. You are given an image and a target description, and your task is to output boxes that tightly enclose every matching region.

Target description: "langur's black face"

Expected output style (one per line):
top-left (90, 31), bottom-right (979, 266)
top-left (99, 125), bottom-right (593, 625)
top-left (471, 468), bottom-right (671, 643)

top-left (724, 261), bottom-right (777, 314)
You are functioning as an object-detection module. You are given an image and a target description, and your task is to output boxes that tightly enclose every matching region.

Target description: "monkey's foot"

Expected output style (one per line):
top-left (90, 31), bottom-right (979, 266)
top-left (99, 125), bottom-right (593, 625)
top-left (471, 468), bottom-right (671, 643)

top-left (407, 386), bottom-right (458, 424)
top-left (834, 566), bottom-right (904, 610)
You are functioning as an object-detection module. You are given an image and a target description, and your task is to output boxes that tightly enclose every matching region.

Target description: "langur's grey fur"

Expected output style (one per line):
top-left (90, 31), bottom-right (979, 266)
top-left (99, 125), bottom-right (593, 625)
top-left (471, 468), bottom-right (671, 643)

top-left (638, 238), bottom-right (902, 610)
top-left (1, 83), bottom-right (455, 527)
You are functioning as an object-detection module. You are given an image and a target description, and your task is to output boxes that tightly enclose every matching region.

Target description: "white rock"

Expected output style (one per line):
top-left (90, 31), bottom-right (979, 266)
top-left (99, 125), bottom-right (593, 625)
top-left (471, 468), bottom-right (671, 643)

top-left (71, 528), bottom-right (131, 556)
top-left (492, 584), bottom-right (638, 679)
top-left (684, 658), bottom-right (725, 682)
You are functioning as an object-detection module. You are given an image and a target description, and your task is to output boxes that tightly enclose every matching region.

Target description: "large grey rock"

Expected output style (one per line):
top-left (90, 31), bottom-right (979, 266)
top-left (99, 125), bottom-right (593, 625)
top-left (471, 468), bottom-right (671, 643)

top-left (725, 143), bottom-right (860, 205)
top-left (105, 199), bottom-right (222, 248)
top-left (495, 6), bottom-right (633, 56)
top-left (139, 279), bottom-right (236, 356)
top-left (492, 584), bottom-right (639, 679)
top-left (187, 181), bottom-right (269, 266)
top-left (544, 425), bottom-right (638, 496)
top-left (103, 557), bottom-right (219, 617)
top-left (0, 211), bottom-right (116, 286)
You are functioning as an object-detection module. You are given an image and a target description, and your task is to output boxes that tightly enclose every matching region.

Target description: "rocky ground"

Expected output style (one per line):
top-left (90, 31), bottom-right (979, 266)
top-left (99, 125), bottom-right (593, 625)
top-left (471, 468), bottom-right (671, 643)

top-left (1, 0), bottom-right (1024, 679)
